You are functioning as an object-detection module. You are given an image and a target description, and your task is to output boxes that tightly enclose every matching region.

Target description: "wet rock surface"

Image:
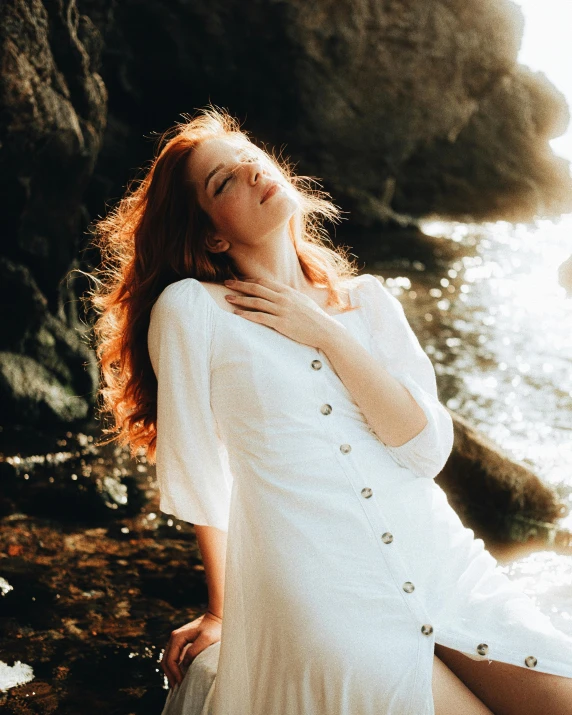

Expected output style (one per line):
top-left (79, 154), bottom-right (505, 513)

top-left (438, 409), bottom-right (570, 546)
top-left (0, 424), bottom-right (205, 714)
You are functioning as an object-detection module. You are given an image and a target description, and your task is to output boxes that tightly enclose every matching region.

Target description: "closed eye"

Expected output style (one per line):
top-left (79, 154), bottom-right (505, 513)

top-left (215, 175), bottom-right (232, 195)
top-left (214, 155), bottom-right (259, 196)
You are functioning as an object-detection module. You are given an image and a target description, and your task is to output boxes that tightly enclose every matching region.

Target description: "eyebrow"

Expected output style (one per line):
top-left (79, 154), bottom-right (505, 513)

top-left (203, 147), bottom-right (259, 193)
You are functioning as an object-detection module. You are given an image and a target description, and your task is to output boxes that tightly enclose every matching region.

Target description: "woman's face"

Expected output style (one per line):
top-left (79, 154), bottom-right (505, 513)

top-left (188, 136), bottom-right (298, 251)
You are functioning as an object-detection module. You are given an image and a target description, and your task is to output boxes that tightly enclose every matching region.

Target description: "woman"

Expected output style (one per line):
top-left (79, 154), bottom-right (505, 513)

top-left (89, 108), bottom-right (572, 714)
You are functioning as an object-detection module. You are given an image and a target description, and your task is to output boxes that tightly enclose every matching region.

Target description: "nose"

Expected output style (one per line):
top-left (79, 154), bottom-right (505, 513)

top-left (244, 158), bottom-right (265, 185)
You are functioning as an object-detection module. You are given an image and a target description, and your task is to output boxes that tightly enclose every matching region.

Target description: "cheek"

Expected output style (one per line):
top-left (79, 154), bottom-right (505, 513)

top-left (216, 195), bottom-right (255, 232)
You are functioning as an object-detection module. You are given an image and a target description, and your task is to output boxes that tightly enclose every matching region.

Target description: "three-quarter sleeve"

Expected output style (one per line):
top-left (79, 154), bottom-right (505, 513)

top-left (359, 273), bottom-right (454, 480)
top-left (147, 279), bottom-right (233, 531)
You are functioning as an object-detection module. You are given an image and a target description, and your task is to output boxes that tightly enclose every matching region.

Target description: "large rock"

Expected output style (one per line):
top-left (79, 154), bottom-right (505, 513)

top-left (81, 0), bottom-right (571, 235)
top-left (2, 0), bottom-right (571, 426)
top-left (0, 0), bottom-right (106, 424)
top-left (0, 257), bottom-right (98, 425)
top-left (437, 409), bottom-right (568, 542)
top-left (395, 65), bottom-right (572, 222)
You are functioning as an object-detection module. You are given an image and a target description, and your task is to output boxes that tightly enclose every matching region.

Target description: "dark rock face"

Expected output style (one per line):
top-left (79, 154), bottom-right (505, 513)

top-left (81, 0), bottom-right (572, 230)
top-left (396, 65), bottom-right (572, 221)
top-left (0, 257), bottom-right (98, 424)
top-left (1, 0), bottom-right (571, 425)
top-left (0, 0), bottom-right (106, 426)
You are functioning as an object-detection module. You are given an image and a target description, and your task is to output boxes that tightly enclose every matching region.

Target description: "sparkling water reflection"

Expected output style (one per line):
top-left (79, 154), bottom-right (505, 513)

top-left (420, 215), bottom-right (572, 488)
top-left (0, 661), bottom-right (34, 693)
top-left (416, 215), bottom-right (572, 636)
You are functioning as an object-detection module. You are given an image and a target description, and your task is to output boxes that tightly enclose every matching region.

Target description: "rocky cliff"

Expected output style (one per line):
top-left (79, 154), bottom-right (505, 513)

top-left (1, 0), bottom-right (570, 425)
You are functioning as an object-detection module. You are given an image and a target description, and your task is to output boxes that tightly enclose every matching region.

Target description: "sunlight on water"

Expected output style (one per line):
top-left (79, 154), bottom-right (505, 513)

top-left (420, 214), bottom-right (572, 634)
top-left (421, 215), bottom-right (572, 488)
top-left (0, 577), bottom-right (13, 597)
top-left (0, 660), bottom-right (35, 692)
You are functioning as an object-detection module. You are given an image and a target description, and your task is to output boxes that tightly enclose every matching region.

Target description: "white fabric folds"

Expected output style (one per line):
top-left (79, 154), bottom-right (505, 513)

top-left (149, 274), bottom-right (572, 715)
top-left (148, 281), bottom-right (234, 531)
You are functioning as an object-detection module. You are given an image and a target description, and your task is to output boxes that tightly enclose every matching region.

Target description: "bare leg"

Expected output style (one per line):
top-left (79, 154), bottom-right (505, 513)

top-left (433, 654), bottom-right (493, 715)
top-left (435, 643), bottom-right (572, 715)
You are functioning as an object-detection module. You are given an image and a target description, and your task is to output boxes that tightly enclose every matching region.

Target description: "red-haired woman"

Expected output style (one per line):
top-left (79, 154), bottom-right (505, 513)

top-left (89, 108), bottom-right (572, 715)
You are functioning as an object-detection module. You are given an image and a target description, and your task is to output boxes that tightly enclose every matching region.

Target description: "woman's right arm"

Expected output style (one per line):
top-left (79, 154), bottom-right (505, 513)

top-left (148, 283), bottom-right (234, 687)
top-left (194, 524), bottom-right (227, 619)
top-left (160, 524), bottom-right (227, 688)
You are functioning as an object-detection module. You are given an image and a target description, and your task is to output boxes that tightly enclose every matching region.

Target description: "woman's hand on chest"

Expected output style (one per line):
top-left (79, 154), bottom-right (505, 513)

top-left (222, 276), bottom-right (347, 349)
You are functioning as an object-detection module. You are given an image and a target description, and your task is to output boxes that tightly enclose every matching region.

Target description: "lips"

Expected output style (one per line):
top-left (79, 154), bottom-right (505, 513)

top-left (260, 182), bottom-right (280, 204)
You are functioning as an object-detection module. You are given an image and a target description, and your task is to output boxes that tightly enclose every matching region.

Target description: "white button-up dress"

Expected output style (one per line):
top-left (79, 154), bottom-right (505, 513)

top-left (148, 273), bottom-right (572, 715)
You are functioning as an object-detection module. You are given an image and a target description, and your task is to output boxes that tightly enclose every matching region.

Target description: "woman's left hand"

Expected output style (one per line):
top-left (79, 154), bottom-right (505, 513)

top-left (224, 277), bottom-right (342, 349)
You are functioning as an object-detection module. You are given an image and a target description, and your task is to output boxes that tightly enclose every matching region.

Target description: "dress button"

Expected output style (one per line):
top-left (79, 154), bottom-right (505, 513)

top-left (524, 656), bottom-right (537, 668)
top-left (402, 582), bottom-right (415, 593)
top-left (320, 404), bottom-right (332, 415)
top-left (361, 487), bottom-right (373, 499)
top-left (381, 532), bottom-right (393, 544)
top-left (311, 359), bottom-right (322, 370)
top-left (476, 643), bottom-right (489, 656)
top-left (340, 444), bottom-right (352, 454)
top-left (421, 624), bottom-right (434, 636)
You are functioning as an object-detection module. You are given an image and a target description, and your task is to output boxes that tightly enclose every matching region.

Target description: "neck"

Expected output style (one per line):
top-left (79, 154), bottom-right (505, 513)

top-left (230, 226), bottom-right (312, 291)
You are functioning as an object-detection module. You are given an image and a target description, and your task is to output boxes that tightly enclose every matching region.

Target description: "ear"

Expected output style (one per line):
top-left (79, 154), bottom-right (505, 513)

top-left (204, 232), bottom-right (231, 254)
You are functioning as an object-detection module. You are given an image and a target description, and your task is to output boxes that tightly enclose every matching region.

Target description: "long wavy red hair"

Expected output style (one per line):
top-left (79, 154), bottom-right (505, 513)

top-left (85, 107), bottom-right (360, 462)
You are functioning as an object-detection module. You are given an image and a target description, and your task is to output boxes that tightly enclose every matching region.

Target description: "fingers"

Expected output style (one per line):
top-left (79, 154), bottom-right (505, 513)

top-left (180, 643), bottom-right (196, 669)
top-left (161, 641), bottom-right (182, 688)
top-left (180, 632), bottom-right (214, 668)
top-left (224, 278), bottom-right (283, 302)
top-left (161, 616), bottom-right (223, 688)
top-left (162, 628), bottom-right (195, 688)
top-left (226, 294), bottom-right (281, 315)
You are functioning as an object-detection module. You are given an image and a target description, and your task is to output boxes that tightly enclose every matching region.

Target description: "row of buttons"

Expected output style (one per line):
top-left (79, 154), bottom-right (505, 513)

top-left (312, 357), bottom-right (434, 640)
top-left (313, 358), bottom-right (354, 454)
top-left (361, 491), bottom-right (395, 546)
top-left (312, 359), bottom-right (538, 664)
top-left (359, 477), bottom-right (435, 635)
top-left (475, 644), bottom-right (537, 668)
top-left (313, 359), bottom-right (376, 435)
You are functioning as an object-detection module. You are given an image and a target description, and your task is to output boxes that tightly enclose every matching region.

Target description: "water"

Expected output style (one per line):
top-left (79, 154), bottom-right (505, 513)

top-left (0, 660), bottom-right (34, 693)
top-left (378, 214), bottom-right (572, 637)
top-left (420, 215), bottom-right (572, 489)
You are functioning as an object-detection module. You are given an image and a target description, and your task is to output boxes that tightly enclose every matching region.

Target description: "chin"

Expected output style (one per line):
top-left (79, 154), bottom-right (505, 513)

top-left (257, 203), bottom-right (299, 240)
top-left (275, 188), bottom-right (299, 216)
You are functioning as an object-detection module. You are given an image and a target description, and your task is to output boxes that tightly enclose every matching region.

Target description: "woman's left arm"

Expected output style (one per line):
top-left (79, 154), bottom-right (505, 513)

top-left (224, 274), bottom-right (454, 480)
top-left (318, 276), bottom-right (454, 480)
top-left (319, 325), bottom-right (428, 448)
